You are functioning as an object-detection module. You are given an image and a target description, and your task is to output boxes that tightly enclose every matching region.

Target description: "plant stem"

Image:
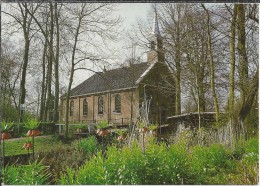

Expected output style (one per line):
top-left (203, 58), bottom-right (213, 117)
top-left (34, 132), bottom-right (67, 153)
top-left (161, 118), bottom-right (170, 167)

top-left (28, 148), bottom-right (30, 164)
top-left (3, 139), bottom-right (5, 167)
top-left (142, 132), bottom-right (145, 154)
top-left (32, 135), bottom-right (35, 161)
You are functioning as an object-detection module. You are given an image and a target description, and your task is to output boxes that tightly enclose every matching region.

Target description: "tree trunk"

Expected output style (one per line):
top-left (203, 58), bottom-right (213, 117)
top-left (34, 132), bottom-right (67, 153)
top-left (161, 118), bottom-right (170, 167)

top-left (53, 3), bottom-right (60, 123)
top-left (238, 69), bottom-right (258, 123)
top-left (202, 4), bottom-right (219, 122)
top-left (175, 20), bottom-right (181, 115)
top-left (19, 4), bottom-right (30, 122)
top-left (44, 3), bottom-right (54, 122)
top-left (39, 40), bottom-right (47, 121)
top-left (196, 75), bottom-right (201, 128)
top-left (237, 4), bottom-right (249, 103)
top-left (65, 15), bottom-right (83, 138)
top-left (229, 5), bottom-right (237, 122)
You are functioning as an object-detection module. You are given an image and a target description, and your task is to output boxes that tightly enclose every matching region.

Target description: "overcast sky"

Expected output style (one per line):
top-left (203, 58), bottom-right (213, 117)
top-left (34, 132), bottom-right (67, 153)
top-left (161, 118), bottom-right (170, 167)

top-left (73, 3), bottom-right (152, 87)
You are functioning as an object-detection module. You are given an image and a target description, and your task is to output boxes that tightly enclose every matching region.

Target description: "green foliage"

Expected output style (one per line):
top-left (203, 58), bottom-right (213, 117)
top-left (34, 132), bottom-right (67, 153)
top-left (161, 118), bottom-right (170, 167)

top-left (147, 123), bottom-right (158, 131)
top-left (74, 136), bottom-right (100, 156)
top-left (1, 120), bottom-right (14, 131)
top-left (52, 135), bottom-right (259, 185)
top-left (143, 142), bottom-right (168, 184)
top-left (104, 145), bottom-right (124, 184)
top-left (243, 137), bottom-right (258, 165)
top-left (3, 159), bottom-right (50, 185)
top-left (232, 140), bottom-right (245, 160)
top-left (1, 100), bottom-right (19, 122)
top-left (24, 117), bottom-right (39, 129)
top-left (96, 119), bottom-right (108, 129)
top-left (167, 143), bottom-right (189, 184)
top-left (189, 144), bottom-right (230, 184)
top-left (59, 151), bottom-right (105, 185)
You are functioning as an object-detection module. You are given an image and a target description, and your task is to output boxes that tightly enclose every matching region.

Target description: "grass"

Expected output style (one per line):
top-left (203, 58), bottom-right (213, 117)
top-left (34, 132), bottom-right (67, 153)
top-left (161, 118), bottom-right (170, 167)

top-left (3, 136), bottom-right (62, 156)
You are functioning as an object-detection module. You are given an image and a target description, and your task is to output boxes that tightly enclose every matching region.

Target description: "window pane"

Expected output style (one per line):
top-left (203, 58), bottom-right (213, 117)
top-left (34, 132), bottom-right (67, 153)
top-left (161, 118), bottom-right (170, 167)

top-left (115, 94), bottom-right (121, 113)
top-left (98, 96), bottom-right (103, 114)
top-left (83, 99), bottom-right (88, 115)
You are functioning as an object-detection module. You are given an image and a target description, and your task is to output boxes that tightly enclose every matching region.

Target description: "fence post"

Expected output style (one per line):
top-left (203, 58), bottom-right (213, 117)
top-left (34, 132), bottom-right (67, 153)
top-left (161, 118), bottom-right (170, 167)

top-left (122, 118), bottom-right (123, 126)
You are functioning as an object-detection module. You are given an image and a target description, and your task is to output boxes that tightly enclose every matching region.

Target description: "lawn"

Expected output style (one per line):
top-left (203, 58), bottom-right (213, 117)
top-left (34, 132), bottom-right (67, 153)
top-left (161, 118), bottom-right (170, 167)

top-left (3, 135), bottom-right (62, 156)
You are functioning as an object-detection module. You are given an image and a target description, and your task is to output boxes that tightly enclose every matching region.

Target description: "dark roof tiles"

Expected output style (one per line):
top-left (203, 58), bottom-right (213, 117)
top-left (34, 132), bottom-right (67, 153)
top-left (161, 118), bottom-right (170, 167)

top-left (69, 62), bottom-right (151, 97)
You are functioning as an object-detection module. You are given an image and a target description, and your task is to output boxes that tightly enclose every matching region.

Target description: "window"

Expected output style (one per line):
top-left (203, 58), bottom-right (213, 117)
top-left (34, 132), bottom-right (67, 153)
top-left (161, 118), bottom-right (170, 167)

top-left (83, 99), bottom-right (88, 116)
top-left (98, 96), bottom-right (103, 114)
top-left (114, 94), bottom-right (121, 113)
top-left (70, 100), bottom-right (74, 116)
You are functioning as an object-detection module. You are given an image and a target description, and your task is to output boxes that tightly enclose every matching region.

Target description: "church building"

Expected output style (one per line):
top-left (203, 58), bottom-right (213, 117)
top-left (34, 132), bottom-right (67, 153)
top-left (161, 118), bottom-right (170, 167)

top-left (59, 10), bottom-right (175, 126)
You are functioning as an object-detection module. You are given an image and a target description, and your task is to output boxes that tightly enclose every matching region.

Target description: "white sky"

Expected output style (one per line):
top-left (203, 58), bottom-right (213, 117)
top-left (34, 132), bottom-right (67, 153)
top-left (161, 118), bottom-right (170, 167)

top-left (72, 3), bottom-right (152, 87)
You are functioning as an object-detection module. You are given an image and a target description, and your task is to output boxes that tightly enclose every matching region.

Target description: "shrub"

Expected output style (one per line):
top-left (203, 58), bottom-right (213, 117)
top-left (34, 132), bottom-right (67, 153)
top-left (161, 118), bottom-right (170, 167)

top-left (57, 136), bottom-right (258, 185)
top-left (167, 143), bottom-right (189, 184)
top-left (3, 159), bottom-right (50, 185)
top-left (59, 151), bottom-right (105, 185)
top-left (188, 144), bottom-right (230, 184)
top-left (119, 141), bottom-right (145, 184)
top-left (143, 142), bottom-right (168, 184)
top-left (74, 136), bottom-right (100, 156)
top-left (103, 145), bottom-right (123, 184)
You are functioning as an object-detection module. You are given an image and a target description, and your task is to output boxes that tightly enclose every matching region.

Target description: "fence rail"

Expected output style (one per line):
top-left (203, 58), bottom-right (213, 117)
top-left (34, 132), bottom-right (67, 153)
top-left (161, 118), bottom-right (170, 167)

top-left (56, 118), bottom-right (134, 134)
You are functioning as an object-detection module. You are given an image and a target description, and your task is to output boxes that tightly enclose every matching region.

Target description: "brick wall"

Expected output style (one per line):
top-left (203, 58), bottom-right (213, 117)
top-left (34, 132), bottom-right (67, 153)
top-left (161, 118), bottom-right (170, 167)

top-left (60, 89), bottom-right (139, 125)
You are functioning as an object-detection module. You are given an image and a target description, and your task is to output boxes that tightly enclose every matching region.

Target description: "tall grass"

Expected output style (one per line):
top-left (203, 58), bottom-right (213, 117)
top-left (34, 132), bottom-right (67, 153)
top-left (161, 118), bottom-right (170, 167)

top-left (58, 136), bottom-right (258, 185)
top-left (3, 159), bottom-right (50, 185)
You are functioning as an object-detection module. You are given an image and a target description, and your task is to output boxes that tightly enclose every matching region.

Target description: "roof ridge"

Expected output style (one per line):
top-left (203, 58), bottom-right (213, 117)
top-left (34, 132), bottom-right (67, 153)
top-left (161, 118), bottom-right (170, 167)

top-left (66, 62), bottom-right (151, 97)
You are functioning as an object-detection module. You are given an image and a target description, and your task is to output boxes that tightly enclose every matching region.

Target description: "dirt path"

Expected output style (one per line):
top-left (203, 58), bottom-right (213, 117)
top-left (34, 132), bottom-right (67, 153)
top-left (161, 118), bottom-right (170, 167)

top-left (7, 135), bottom-right (54, 141)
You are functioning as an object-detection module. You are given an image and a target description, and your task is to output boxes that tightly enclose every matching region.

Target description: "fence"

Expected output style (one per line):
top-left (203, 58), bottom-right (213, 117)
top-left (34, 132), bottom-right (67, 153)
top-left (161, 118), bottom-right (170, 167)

top-left (8, 118), bottom-right (133, 137)
top-left (56, 118), bottom-right (134, 134)
top-left (80, 118), bottom-right (133, 126)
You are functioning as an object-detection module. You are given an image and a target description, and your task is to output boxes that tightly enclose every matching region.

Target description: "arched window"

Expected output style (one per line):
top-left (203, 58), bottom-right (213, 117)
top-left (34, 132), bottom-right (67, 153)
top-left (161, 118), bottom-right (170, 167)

top-left (83, 99), bottom-right (88, 116)
top-left (114, 94), bottom-right (121, 113)
top-left (98, 96), bottom-right (103, 114)
top-left (70, 100), bottom-right (74, 116)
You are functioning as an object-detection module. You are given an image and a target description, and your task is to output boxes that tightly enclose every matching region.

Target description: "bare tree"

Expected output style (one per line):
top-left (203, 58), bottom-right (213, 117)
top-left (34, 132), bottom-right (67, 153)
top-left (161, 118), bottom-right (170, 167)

top-left (201, 4), bottom-right (220, 122)
top-left (62, 3), bottom-right (121, 138)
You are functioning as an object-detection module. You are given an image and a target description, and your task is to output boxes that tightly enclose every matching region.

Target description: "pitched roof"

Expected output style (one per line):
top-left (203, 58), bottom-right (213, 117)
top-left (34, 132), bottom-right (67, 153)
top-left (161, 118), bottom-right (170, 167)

top-left (68, 62), bottom-right (152, 97)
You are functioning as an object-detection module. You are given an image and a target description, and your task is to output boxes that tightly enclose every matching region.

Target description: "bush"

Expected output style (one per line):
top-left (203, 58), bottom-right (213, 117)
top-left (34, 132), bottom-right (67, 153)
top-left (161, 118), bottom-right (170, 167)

top-left (119, 141), bottom-right (145, 184)
top-left (57, 136), bottom-right (258, 185)
top-left (167, 143), bottom-right (189, 184)
top-left (143, 142), bottom-right (168, 184)
top-left (74, 136), bottom-right (100, 156)
top-left (188, 144), bottom-right (230, 184)
top-left (59, 151), bottom-right (105, 185)
top-left (3, 160), bottom-right (50, 185)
